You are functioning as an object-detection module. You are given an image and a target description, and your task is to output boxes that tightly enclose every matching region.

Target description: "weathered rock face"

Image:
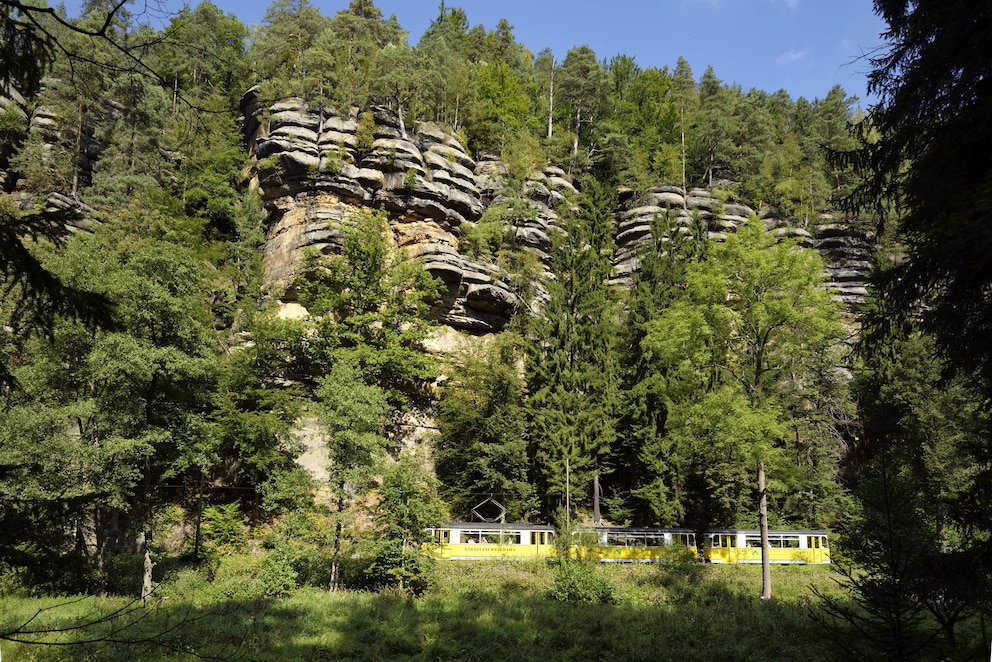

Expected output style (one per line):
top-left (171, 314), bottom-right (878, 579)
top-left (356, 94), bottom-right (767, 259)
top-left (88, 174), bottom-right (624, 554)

top-left (242, 89), bottom-right (576, 333)
top-left (0, 84), bottom-right (28, 193)
top-left (244, 91), bottom-right (873, 335)
top-left (613, 185), bottom-right (873, 313)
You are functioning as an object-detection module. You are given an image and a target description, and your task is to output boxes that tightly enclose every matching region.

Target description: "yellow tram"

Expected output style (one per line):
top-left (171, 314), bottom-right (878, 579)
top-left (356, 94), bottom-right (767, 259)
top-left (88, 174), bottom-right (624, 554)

top-left (425, 523), bottom-right (830, 565)
top-left (425, 522), bottom-right (556, 560)
top-left (702, 529), bottom-right (830, 564)
top-left (575, 527), bottom-right (697, 562)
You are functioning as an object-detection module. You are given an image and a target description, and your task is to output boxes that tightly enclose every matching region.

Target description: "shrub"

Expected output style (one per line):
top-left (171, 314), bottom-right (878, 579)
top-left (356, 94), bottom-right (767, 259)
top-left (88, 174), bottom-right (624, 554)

top-left (356, 110), bottom-right (376, 152)
top-left (403, 167), bottom-right (418, 189)
top-left (355, 540), bottom-right (435, 596)
top-left (654, 544), bottom-right (705, 594)
top-left (548, 560), bottom-right (618, 604)
top-left (201, 502), bottom-right (247, 555)
top-left (257, 554), bottom-right (299, 598)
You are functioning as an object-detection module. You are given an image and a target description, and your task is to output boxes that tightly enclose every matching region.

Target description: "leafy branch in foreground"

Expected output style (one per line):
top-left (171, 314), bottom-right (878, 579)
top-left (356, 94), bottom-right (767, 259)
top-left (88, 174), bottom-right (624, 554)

top-left (1, 582), bottom-right (252, 660)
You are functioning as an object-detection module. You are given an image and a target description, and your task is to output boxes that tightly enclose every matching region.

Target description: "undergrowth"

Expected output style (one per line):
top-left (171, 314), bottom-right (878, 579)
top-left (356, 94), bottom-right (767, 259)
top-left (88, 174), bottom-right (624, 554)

top-left (0, 557), bottom-right (856, 661)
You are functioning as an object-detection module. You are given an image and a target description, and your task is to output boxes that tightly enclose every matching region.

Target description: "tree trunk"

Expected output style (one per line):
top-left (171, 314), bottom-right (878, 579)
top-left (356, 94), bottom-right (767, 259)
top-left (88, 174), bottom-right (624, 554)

top-left (593, 472), bottom-right (601, 524)
top-left (759, 460), bottom-right (772, 601)
top-left (330, 491), bottom-right (345, 592)
top-left (547, 60), bottom-right (555, 139)
top-left (680, 108), bottom-right (687, 208)
top-left (193, 468), bottom-right (204, 562)
top-left (141, 452), bottom-right (154, 604)
top-left (95, 507), bottom-right (107, 595)
top-left (397, 97), bottom-right (407, 140)
top-left (572, 104), bottom-right (581, 155)
top-left (141, 528), bottom-right (153, 604)
top-left (330, 519), bottom-right (342, 592)
top-left (71, 102), bottom-right (84, 198)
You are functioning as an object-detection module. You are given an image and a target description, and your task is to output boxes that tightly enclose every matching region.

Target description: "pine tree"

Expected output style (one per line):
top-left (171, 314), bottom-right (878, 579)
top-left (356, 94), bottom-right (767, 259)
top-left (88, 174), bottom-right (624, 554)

top-left (527, 180), bottom-right (621, 521)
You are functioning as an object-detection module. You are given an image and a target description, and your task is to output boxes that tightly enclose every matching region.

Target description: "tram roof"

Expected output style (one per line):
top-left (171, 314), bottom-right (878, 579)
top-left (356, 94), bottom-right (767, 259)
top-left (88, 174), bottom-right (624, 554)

top-left (436, 522), bottom-right (555, 531)
top-left (588, 527), bottom-right (695, 534)
top-left (705, 528), bottom-right (829, 536)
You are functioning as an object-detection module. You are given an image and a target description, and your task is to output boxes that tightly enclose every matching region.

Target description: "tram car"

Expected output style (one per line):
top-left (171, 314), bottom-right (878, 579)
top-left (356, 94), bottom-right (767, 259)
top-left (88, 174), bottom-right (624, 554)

top-left (425, 523), bottom-right (829, 564)
top-left (425, 522), bottom-right (557, 560)
top-left (575, 527), bottom-right (697, 562)
top-left (702, 529), bottom-right (830, 564)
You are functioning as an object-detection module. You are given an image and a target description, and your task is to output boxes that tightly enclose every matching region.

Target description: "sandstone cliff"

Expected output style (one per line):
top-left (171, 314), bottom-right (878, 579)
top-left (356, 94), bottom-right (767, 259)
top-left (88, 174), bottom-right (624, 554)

top-left (241, 88), bottom-right (580, 334)
top-left (242, 90), bottom-right (873, 333)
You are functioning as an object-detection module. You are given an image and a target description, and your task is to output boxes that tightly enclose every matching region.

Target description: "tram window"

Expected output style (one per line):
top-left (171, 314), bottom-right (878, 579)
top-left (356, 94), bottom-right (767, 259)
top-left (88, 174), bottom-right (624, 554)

top-left (821, 536), bottom-right (828, 549)
top-left (784, 536), bottom-right (800, 548)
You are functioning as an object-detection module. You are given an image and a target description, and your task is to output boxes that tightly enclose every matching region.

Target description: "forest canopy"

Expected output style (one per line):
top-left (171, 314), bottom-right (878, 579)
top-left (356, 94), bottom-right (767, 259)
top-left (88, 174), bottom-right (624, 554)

top-left (1, 0), bottom-right (991, 659)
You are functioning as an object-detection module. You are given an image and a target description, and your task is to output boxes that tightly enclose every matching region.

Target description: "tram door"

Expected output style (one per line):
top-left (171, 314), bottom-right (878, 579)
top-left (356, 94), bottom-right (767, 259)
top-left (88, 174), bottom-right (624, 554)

top-left (709, 534), bottom-right (738, 563)
top-left (810, 535), bottom-right (828, 563)
top-left (530, 531), bottom-right (550, 558)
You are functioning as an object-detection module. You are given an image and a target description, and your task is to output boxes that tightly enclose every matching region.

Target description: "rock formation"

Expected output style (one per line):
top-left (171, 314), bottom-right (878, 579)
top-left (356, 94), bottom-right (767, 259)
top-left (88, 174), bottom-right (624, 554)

top-left (241, 88), bottom-right (577, 333)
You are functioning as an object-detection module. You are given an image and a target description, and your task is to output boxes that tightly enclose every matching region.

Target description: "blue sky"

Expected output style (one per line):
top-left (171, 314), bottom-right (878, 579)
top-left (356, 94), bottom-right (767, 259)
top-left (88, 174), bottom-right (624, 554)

top-left (78, 0), bottom-right (889, 106)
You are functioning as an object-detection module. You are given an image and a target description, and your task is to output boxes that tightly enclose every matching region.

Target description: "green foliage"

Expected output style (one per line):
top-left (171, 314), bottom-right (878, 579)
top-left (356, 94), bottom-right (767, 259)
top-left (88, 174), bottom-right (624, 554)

top-left (435, 333), bottom-right (536, 520)
top-left (461, 217), bottom-right (507, 259)
top-left (548, 560), bottom-right (618, 604)
top-left (262, 508), bottom-right (338, 588)
top-left (201, 502), bottom-right (248, 554)
top-left (845, 1), bottom-right (992, 392)
top-left (356, 110), bottom-right (377, 152)
top-left (814, 457), bottom-right (971, 660)
top-left (257, 554), bottom-right (300, 598)
top-left (526, 180), bottom-right (622, 519)
top-left (640, 219), bottom-right (847, 530)
top-left (295, 207), bottom-right (440, 389)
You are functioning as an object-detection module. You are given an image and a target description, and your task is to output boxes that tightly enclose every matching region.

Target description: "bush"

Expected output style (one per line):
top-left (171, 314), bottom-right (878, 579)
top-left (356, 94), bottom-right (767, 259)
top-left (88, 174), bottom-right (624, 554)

top-left (548, 560), bottom-right (618, 604)
top-left (201, 502), bottom-right (247, 555)
top-left (257, 554), bottom-right (299, 598)
top-left (403, 167), bottom-right (419, 189)
top-left (654, 544), bottom-right (705, 594)
top-left (354, 540), bottom-right (435, 596)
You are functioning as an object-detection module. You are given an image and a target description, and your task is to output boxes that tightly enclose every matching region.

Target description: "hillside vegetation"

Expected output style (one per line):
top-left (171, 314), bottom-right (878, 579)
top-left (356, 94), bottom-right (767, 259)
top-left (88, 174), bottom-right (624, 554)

top-left (1, 0), bottom-right (991, 659)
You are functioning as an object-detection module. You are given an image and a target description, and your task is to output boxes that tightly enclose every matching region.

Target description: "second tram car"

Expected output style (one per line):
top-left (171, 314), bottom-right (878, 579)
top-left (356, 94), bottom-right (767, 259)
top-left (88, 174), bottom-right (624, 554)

top-left (702, 529), bottom-right (830, 564)
top-left (576, 527), bottom-right (697, 562)
top-left (424, 523), bottom-right (830, 564)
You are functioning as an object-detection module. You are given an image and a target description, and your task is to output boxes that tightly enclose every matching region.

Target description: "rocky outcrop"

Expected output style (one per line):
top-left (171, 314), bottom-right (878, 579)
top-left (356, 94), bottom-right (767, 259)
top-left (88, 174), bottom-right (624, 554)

top-left (242, 88), bottom-right (576, 333)
top-left (809, 220), bottom-right (874, 312)
top-left (612, 185), bottom-right (872, 313)
top-left (612, 185), bottom-right (757, 285)
top-left (244, 91), bottom-right (873, 335)
top-left (0, 84), bottom-right (28, 193)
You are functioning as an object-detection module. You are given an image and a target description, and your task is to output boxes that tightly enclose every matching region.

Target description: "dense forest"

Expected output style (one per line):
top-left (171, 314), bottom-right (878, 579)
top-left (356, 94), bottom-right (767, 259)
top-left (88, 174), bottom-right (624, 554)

top-left (1, 0), bottom-right (991, 659)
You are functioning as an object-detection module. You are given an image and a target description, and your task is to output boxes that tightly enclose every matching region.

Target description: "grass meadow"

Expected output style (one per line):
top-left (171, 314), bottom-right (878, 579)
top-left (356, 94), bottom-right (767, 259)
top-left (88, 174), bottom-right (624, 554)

top-left (0, 558), bottom-right (846, 661)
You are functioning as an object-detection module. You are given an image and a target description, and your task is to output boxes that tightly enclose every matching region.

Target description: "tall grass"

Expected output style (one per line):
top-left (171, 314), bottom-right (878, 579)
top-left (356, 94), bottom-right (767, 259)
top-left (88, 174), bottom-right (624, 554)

top-left (0, 558), bottom-right (847, 661)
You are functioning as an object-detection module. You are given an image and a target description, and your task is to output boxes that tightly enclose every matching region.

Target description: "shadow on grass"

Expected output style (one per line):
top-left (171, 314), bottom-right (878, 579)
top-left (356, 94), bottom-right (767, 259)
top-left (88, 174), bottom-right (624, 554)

top-left (2, 563), bottom-right (915, 661)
